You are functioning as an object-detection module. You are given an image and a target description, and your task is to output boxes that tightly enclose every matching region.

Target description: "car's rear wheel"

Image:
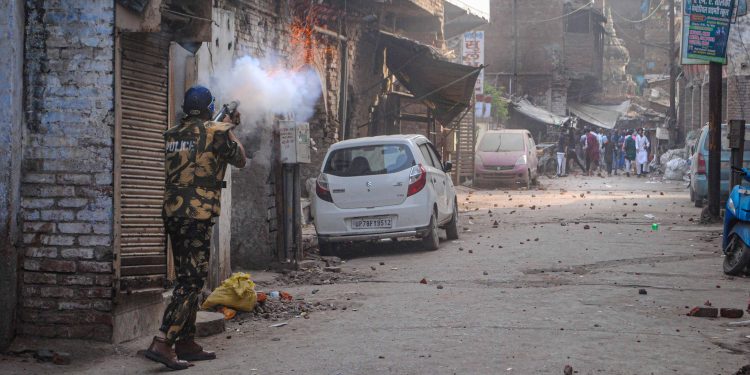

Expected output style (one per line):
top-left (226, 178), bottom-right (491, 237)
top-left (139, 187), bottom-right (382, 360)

top-left (422, 210), bottom-right (440, 251)
top-left (319, 241), bottom-right (339, 257)
top-left (445, 199), bottom-right (459, 241)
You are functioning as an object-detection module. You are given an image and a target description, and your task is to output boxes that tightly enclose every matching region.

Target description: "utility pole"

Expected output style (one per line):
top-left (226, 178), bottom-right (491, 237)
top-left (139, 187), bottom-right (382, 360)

top-left (668, 0), bottom-right (677, 147)
top-left (511, 0), bottom-right (517, 96)
top-left (707, 62), bottom-right (722, 219)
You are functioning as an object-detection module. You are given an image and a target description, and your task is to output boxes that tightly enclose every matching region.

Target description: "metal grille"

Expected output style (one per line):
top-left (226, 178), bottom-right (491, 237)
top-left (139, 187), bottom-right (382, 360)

top-left (117, 33), bottom-right (170, 293)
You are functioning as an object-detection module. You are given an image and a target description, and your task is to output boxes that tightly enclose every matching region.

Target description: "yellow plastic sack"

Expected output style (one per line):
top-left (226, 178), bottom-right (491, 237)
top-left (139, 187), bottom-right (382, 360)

top-left (201, 272), bottom-right (257, 312)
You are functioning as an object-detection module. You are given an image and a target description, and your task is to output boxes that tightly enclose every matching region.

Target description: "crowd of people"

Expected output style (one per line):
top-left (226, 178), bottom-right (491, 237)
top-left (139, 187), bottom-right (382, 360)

top-left (556, 127), bottom-right (652, 178)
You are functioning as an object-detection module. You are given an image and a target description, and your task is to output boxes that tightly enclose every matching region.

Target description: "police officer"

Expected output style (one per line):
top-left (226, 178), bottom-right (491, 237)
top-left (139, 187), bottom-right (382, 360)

top-left (145, 86), bottom-right (246, 370)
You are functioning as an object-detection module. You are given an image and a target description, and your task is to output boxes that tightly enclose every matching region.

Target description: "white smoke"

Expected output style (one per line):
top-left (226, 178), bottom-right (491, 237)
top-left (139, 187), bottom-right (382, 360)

top-left (213, 55), bottom-right (323, 125)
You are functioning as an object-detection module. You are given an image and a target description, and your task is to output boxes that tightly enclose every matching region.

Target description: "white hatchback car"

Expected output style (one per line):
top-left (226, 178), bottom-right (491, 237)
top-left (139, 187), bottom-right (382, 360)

top-left (312, 135), bottom-right (459, 255)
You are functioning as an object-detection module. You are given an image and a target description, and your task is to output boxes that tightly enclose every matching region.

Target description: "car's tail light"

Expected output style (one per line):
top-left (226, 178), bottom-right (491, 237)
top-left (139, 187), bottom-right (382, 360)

top-left (316, 174), bottom-right (333, 203)
top-left (407, 164), bottom-right (427, 197)
top-left (697, 153), bottom-right (706, 175)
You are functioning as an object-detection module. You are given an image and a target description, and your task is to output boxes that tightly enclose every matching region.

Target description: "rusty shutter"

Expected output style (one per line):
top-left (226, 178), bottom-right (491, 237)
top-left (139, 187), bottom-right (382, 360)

top-left (115, 33), bottom-right (170, 293)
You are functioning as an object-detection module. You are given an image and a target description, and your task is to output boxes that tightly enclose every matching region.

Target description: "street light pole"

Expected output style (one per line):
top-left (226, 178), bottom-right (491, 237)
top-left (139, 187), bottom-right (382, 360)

top-left (668, 0), bottom-right (677, 147)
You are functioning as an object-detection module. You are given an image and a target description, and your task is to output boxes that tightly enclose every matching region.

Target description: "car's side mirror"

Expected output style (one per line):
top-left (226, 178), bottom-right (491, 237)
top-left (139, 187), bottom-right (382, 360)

top-left (443, 161), bottom-right (453, 173)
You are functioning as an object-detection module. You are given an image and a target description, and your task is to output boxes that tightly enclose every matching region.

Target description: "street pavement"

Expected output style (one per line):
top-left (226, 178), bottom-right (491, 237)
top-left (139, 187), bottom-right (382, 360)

top-left (3, 174), bottom-right (750, 374)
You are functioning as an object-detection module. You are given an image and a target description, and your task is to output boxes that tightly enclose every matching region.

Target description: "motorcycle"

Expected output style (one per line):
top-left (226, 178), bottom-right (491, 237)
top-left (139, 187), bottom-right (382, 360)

top-left (722, 166), bottom-right (750, 275)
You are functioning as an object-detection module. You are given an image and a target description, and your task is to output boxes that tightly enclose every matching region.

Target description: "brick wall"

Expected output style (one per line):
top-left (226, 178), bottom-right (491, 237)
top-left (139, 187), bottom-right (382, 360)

top-left (682, 82), bottom-right (693, 135)
top-left (728, 75), bottom-right (750, 122)
top-left (20, 0), bottom-right (115, 341)
top-left (691, 83), bottom-right (702, 133)
top-left (0, 0), bottom-right (24, 350)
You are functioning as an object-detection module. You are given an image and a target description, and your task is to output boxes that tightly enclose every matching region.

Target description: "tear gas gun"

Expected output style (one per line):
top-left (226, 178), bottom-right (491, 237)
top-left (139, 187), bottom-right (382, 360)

top-left (212, 100), bottom-right (241, 127)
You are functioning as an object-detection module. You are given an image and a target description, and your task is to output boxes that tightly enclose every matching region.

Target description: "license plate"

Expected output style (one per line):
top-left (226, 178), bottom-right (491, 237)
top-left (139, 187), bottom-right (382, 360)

top-left (351, 216), bottom-right (393, 229)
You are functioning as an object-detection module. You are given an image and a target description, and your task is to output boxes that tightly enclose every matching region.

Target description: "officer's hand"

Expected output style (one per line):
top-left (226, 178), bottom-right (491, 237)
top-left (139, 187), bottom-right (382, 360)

top-left (231, 111), bottom-right (241, 126)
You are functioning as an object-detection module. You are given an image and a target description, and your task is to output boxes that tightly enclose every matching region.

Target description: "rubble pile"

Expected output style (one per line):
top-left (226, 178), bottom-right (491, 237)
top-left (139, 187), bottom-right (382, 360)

top-left (274, 266), bottom-right (364, 286)
top-left (237, 298), bottom-right (340, 322)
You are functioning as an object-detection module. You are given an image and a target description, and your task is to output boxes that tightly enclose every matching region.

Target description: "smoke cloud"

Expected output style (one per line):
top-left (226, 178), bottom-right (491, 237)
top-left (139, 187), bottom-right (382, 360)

top-left (213, 55), bottom-right (323, 125)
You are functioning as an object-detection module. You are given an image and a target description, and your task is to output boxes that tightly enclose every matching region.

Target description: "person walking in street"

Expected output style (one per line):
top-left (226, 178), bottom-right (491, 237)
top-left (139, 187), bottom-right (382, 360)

top-left (557, 129), bottom-right (568, 177)
top-left (567, 128), bottom-right (586, 173)
top-left (611, 130), bottom-right (622, 175)
top-left (623, 129), bottom-right (637, 177)
top-left (145, 86), bottom-right (247, 370)
top-left (636, 128), bottom-right (650, 177)
top-left (585, 128), bottom-right (600, 176)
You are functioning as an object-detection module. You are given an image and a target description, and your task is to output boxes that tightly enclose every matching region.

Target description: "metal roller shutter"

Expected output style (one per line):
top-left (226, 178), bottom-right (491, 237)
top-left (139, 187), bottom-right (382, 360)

top-left (116, 33), bottom-right (170, 293)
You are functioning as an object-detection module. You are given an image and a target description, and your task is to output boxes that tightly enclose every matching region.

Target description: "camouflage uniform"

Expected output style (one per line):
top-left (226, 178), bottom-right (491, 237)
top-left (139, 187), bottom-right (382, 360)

top-left (160, 117), bottom-right (244, 344)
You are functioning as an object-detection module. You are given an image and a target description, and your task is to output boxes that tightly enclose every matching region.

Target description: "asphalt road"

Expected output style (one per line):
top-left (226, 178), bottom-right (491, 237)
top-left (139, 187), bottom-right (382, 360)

top-left (3, 174), bottom-right (750, 374)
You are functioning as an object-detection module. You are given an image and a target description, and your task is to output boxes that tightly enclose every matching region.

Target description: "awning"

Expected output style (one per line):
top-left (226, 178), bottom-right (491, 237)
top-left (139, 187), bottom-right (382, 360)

top-left (511, 99), bottom-right (569, 126)
top-left (380, 31), bottom-right (482, 126)
top-left (444, 0), bottom-right (490, 39)
top-left (568, 101), bottom-right (630, 130)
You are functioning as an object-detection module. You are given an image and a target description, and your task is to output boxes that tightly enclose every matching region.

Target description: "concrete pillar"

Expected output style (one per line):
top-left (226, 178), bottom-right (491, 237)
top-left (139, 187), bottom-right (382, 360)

top-left (0, 0), bottom-right (24, 351)
top-left (684, 84), bottom-right (694, 136)
top-left (692, 82), bottom-right (702, 133)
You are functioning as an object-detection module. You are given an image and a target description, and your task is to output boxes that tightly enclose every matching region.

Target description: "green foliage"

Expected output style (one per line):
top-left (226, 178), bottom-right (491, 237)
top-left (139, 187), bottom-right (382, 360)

top-left (483, 83), bottom-right (509, 121)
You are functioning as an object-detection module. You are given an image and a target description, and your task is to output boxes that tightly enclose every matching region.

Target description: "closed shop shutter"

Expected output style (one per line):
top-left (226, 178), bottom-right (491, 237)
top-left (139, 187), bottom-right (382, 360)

top-left (115, 32), bottom-right (170, 293)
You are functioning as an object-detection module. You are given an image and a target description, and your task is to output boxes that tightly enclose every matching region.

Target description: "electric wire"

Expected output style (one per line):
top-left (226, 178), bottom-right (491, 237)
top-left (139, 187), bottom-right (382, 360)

top-left (611, 0), bottom-right (666, 24)
top-left (520, 0), bottom-right (595, 24)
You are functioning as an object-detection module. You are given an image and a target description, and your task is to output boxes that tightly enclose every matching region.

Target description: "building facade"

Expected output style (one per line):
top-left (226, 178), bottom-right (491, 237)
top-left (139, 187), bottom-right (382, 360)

top-left (0, 0), bottom-right (458, 349)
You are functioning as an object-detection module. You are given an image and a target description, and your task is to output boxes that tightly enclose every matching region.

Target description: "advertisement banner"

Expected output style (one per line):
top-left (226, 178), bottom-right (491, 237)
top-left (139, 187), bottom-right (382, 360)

top-left (682, 1), bottom-right (709, 64)
top-left (462, 31), bottom-right (484, 95)
top-left (686, 0), bottom-right (735, 64)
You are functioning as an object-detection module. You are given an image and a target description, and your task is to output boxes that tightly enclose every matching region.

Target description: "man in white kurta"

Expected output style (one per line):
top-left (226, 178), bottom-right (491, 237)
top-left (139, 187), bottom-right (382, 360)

top-left (635, 128), bottom-right (650, 176)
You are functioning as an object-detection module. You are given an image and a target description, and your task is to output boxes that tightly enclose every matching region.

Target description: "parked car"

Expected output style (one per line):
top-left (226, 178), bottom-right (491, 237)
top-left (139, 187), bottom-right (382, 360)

top-left (689, 124), bottom-right (750, 207)
top-left (312, 135), bottom-right (459, 255)
top-left (474, 129), bottom-right (539, 188)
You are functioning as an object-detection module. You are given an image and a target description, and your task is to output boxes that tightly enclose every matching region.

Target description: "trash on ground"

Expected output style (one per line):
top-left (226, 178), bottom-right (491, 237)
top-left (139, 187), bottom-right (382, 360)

top-left (202, 272), bottom-right (258, 312)
top-left (269, 322), bottom-right (288, 328)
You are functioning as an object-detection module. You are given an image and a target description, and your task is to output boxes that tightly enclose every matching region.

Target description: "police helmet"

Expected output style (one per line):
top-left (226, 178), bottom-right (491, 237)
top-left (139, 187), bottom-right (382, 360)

top-left (183, 85), bottom-right (215, 117)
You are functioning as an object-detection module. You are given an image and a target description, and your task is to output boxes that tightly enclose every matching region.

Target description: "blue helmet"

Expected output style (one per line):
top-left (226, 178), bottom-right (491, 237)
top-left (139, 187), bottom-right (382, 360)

top-left (183, 85), bottom-right (215, 117)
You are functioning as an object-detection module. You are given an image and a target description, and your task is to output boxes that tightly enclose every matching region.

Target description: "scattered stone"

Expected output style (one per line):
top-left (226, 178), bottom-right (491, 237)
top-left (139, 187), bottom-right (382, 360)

top-left (420, 278), bottom-right (428, 284)
top-left (721, 308), bottom-right (745, 319)
top-left (437, 285), bottom-right (444, 289)
top-left (196, 311), bottom-right (226, 337)
top-left (564, 365), bottom-right (573, 375)
top-left (311, 289), bottom-right (319, 294)
top-left (379, 262), bottom-right (385, 265)
top-left (687, 306), bottom-right (719, 318)
top-left (52, 352), bottom-right (71, 365)
top-left (483, 271), bottom-right (488, 275)
top-left (370, 266), bottom-right (376, 271)
top-left (583, 225), bottom-right (590, 230)
top-left (638, 289), bottom-right (647, 295)
top-left (34, 349), bottom-right (54, 362)
top-left (324, 266), bottom-right (342, 273)
top-left (468, 250), bottom-right (473, 254)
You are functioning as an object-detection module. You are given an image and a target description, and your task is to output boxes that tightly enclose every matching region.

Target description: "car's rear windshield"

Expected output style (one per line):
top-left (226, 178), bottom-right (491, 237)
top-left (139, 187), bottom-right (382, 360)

top-left (478, 133), bottom-right (525, 152)
top-left (324, 144), bottom-right (415, 177)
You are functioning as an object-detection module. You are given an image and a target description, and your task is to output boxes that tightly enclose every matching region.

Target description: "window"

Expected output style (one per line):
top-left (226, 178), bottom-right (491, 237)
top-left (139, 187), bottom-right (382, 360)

top-left (565, 7), bottom-right (591, 34)
top-left (324, 144), bottom-right (415, 177)
top-left (426, 144), bottom-right (443, 169)
top-left (419, 144), bottom-right (437, 168)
